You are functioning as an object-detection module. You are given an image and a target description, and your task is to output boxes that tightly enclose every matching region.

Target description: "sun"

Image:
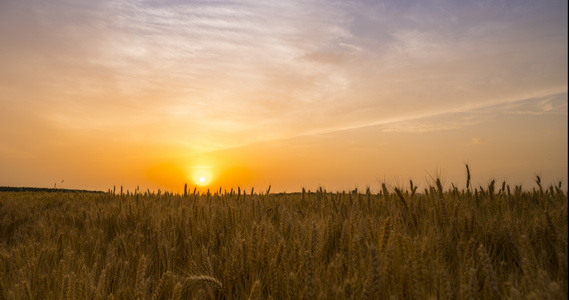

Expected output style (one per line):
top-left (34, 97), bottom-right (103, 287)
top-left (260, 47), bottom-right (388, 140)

top-left (190, 165), bottom-right (214, 186)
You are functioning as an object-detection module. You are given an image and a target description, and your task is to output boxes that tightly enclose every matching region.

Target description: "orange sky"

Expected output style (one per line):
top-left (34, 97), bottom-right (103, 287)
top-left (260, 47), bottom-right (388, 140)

top-left (1, 0), bottom-right (567, 193)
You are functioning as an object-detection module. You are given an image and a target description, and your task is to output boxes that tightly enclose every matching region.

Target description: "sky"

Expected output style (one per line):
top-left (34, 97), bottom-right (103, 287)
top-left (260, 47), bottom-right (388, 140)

top-left (0, 0), bottom-right (567, 193)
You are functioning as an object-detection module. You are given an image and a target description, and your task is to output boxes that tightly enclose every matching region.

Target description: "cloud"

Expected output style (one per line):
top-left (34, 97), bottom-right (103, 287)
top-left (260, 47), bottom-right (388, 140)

top-left (470, 138), bottom-right (485, 145)
top-left (0, 0), bottom-right (566, 153)
top-left (502, 93), bottom-right (568, 116)
top-left (305, 92), bottom-right (567, 136)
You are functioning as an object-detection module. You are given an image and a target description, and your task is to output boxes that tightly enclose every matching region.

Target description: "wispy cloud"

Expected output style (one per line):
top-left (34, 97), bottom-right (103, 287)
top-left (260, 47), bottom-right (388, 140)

top-left (320, 92), bottom-right (567, 135)
top-left (470, 138), bottom-right (485, 145)
top-left (0, 0), bottom-right (566, 153)
top-left (503, 94), bottom-right (568, 116)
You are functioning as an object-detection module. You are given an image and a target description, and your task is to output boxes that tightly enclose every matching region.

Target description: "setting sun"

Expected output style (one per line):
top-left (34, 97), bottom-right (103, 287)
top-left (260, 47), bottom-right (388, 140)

top-left (190, 165), bottom-right (215, 187)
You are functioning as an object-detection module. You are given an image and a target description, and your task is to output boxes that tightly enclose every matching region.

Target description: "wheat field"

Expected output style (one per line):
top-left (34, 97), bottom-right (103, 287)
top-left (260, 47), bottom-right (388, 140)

top-left (0, 176), bottom-right (567, 299)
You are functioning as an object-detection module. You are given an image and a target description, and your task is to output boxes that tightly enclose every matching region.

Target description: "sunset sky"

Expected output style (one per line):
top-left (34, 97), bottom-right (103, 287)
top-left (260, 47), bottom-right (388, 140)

top-left (1, 0), bottom-right (567, 193)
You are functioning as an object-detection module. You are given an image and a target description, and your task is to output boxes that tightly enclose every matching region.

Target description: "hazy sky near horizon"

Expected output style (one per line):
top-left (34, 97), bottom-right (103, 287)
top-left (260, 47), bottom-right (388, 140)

top-left (1, 0), bottom-right (567, 192)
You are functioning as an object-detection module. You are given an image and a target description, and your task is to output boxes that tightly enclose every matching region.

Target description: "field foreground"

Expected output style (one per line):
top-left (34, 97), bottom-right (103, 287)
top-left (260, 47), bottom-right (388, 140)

top-left (0, 180), bottom-right (567, 299)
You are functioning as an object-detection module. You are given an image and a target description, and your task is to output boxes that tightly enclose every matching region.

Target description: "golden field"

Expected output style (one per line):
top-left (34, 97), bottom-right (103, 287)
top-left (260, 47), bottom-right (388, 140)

top-left (0, 177), bottom-right (567, 299)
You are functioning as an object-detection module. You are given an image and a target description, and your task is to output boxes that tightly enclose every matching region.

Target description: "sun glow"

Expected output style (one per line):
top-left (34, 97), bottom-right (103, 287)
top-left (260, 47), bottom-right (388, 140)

top-left (190, 165), bottom-right (214, 187)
